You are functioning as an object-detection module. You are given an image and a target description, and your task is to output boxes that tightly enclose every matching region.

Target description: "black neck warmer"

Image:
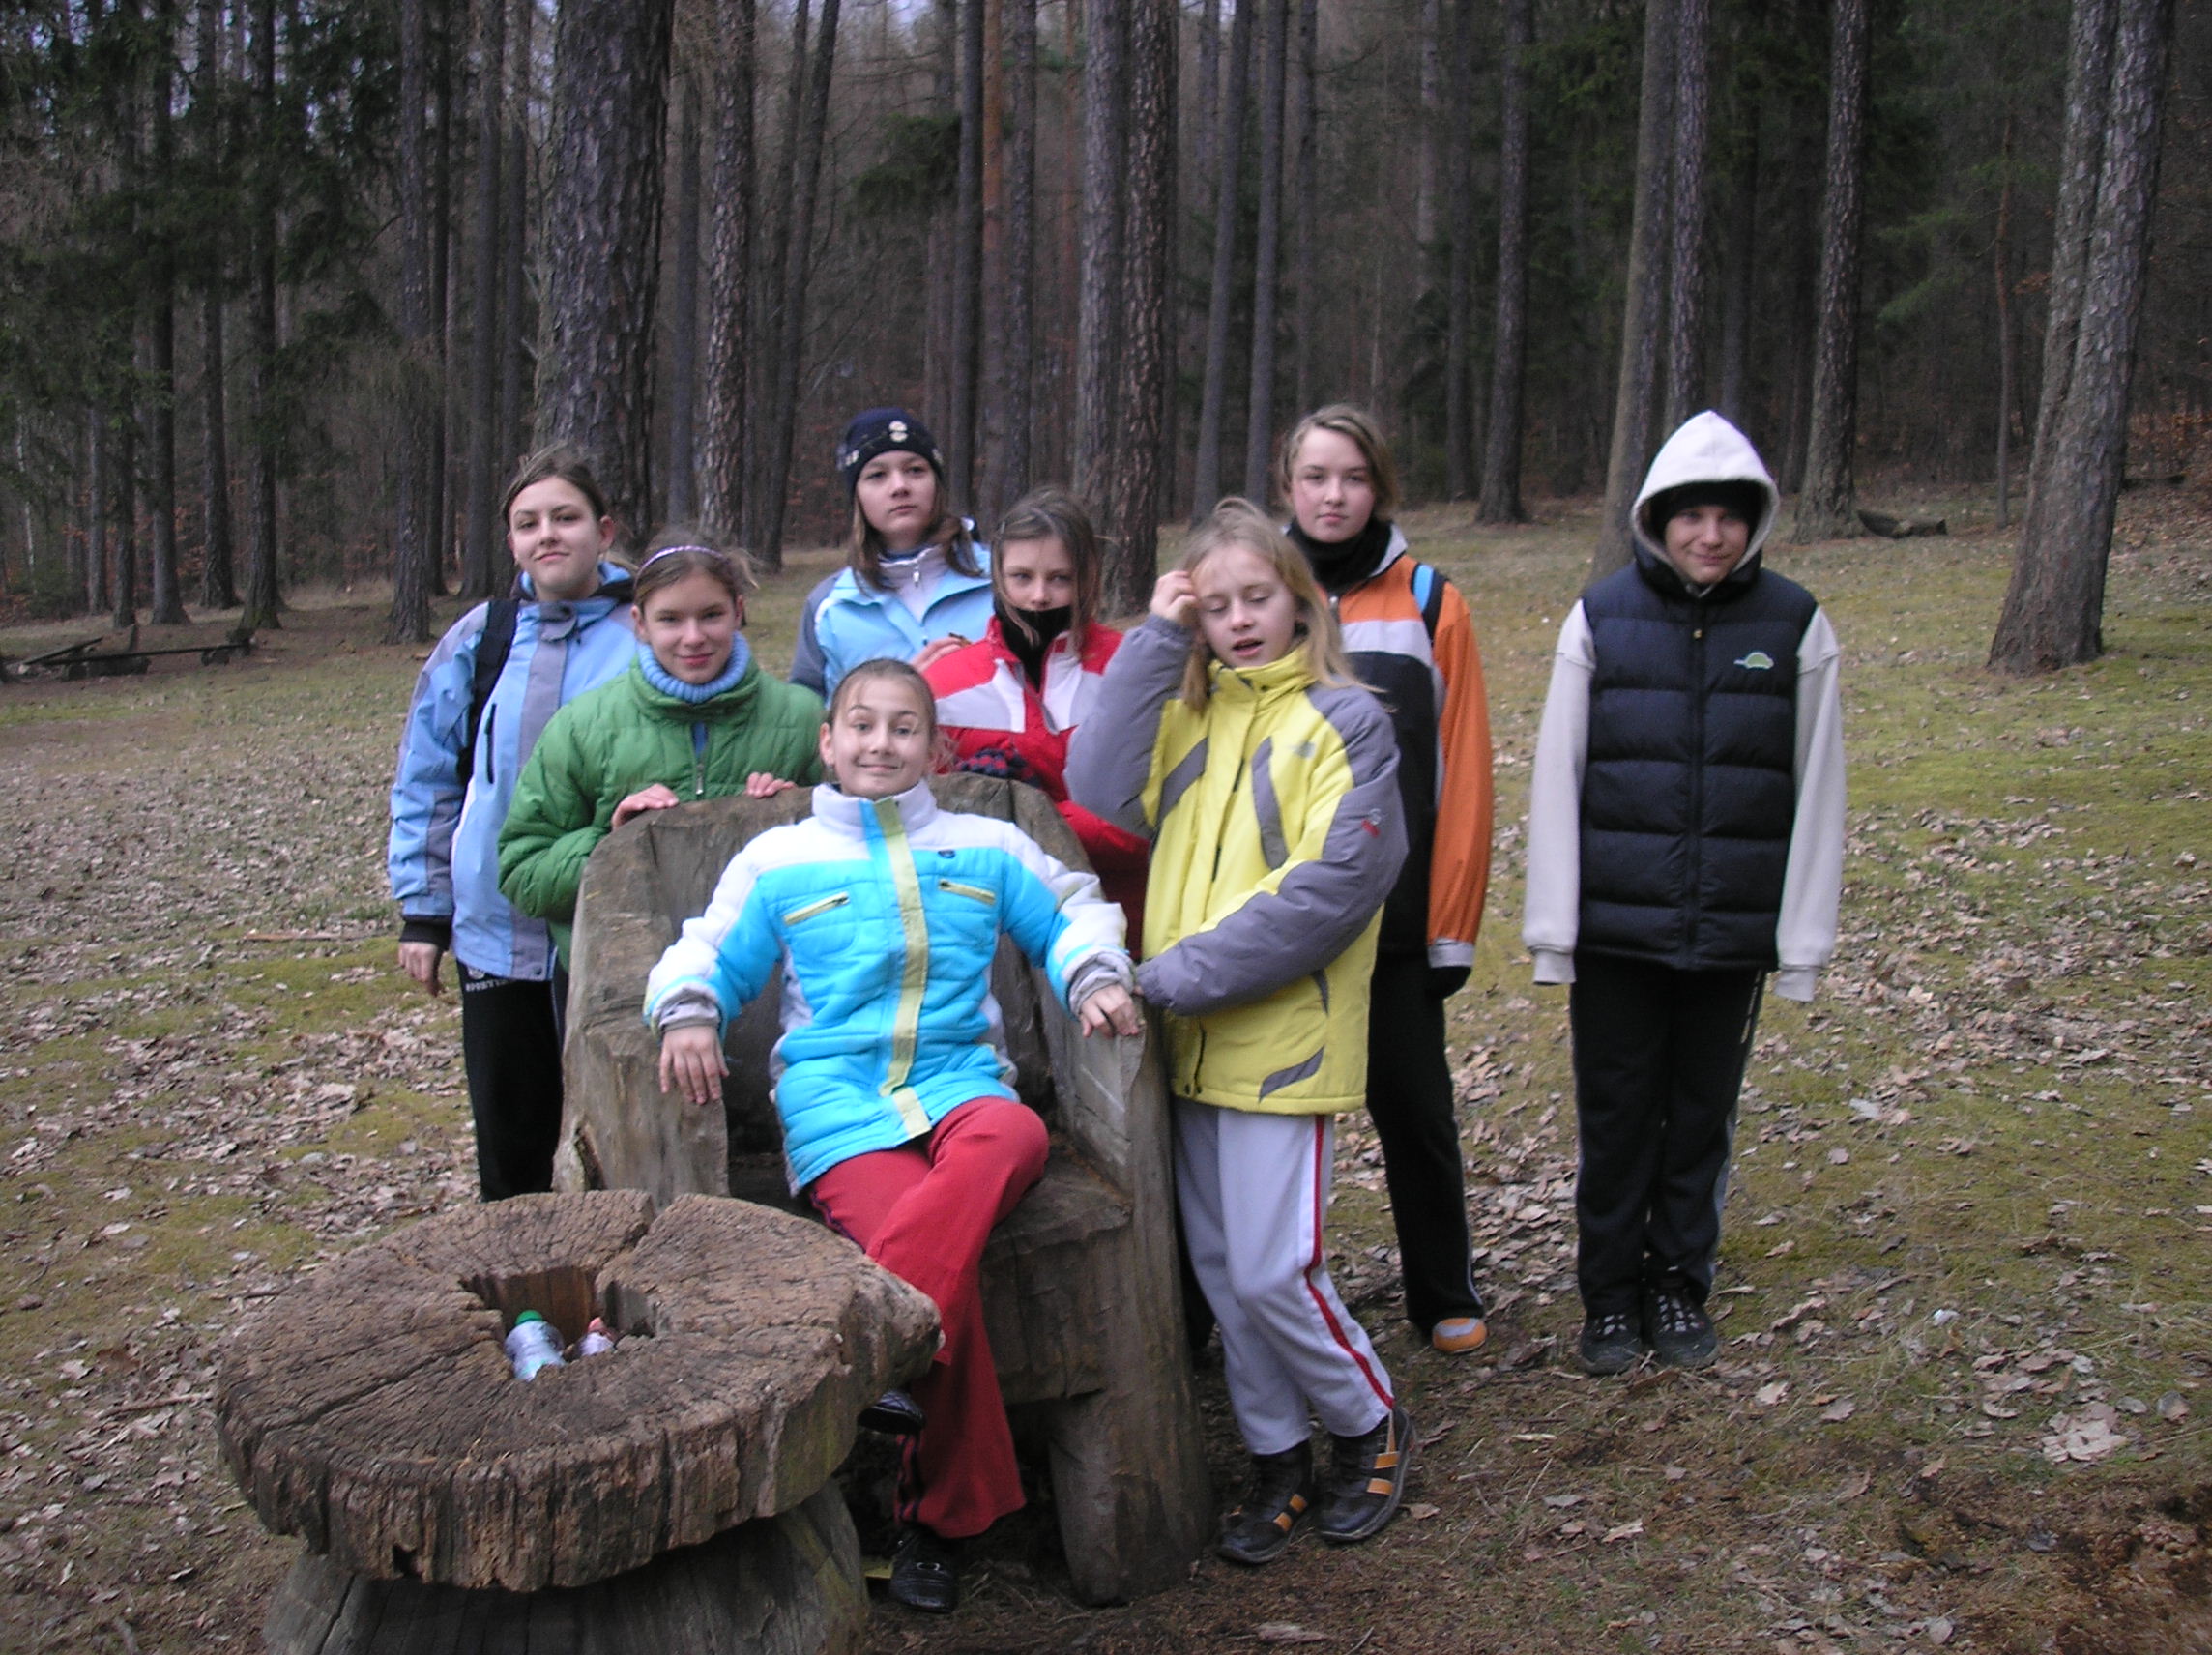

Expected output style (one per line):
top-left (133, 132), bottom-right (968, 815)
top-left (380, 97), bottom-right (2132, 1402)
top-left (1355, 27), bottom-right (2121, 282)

top-left (1289, 516), bottom-right (1394, 596)
top-left (997, 599), bottom-right (1071, 687)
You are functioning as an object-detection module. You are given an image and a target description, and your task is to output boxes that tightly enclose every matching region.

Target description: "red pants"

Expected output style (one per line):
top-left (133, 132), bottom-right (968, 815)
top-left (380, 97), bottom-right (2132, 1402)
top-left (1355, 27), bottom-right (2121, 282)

top-left (808, 1097), bottom-right (1049, 1539)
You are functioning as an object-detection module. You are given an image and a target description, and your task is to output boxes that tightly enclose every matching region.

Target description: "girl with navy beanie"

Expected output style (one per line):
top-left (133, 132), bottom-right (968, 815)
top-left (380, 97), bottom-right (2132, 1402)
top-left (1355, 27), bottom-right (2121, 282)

top-left (789, 409), bottom-right (996, 698)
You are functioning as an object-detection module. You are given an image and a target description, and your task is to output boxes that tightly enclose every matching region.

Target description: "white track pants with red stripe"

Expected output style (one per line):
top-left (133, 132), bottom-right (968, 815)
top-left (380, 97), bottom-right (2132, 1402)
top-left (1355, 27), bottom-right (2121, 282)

top-left (1174, 1098), bottom-right (1395, 1456)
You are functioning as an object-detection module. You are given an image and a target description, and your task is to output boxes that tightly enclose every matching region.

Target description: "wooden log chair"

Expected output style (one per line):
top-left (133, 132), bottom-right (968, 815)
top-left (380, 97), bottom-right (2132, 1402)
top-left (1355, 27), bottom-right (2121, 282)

top-left (559, 775), bottom-right (1213, 1605)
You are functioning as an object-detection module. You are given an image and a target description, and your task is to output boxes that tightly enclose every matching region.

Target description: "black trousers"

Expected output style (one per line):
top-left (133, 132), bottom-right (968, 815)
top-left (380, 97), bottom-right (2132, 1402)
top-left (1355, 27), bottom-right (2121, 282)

top-left (458, 963), bottom-right (568, 1202)
top-left (1568, 952), bottom-right (1763, 1317)
top-left (1365, 951), bottom-right (1483, 1334)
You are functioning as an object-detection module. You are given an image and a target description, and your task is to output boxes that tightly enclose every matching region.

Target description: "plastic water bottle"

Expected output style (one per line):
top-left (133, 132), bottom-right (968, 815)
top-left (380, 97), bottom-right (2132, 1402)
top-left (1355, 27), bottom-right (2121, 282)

top-left (576, 1317), bottom-right (617, 1358)
top-left (505, 1311), bottom-right (566, 1380)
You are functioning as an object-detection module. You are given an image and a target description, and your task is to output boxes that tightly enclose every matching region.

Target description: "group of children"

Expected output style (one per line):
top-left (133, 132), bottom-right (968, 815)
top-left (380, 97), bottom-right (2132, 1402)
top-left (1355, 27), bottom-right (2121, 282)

top-left (387, 401), bottom-right (1842, 1611)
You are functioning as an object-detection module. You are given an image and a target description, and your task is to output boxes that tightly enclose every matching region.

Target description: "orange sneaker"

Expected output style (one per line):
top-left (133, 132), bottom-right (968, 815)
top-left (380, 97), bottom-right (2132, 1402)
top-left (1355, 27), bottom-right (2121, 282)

top-left (1430, 1316), bottom-right (1488, 1355)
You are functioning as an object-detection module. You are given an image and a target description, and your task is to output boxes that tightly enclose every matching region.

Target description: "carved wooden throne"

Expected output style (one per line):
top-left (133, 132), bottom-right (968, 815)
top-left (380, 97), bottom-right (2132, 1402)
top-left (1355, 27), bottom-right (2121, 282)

top-left (557, 775), bottom-right (1210, 1604)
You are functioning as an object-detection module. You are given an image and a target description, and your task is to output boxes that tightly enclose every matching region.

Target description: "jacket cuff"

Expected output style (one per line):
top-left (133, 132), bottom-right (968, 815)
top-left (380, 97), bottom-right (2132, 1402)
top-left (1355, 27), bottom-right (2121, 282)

top-left (1065, 952), bottom-right (1134, 1012)
top-left (399, 915), bottom-right (452, 950)
top-left (1530, 947), bottom-right (1575, 986)
top-left (1427, 940), bottom-right (1475, 971)
top-left (1773, 966), bottom-right (1819, 1002)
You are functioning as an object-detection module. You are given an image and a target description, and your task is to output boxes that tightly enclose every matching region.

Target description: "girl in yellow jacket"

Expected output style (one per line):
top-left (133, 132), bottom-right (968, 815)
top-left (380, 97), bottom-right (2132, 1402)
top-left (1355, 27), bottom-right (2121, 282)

top-left (1067, 501), bottom-right (1412, 1566)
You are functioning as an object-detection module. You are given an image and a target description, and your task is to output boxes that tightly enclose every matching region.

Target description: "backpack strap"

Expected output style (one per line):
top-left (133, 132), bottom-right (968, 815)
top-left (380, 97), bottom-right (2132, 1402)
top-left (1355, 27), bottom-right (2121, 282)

top-left (455, 597), bottom-right (520, 787)
top-left (1408, 560), bottom-right (1445, 642)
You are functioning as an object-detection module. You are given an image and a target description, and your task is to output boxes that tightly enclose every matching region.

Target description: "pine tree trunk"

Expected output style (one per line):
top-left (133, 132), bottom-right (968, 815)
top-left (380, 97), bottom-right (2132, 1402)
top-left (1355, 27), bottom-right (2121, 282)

top-left (1476, 0), bottom-right (1531, 525)
top-left (497, 0), bottom-right (532, 483)
top-left (1994, 112), bottom-right (2016, 531)
top-left (752, 0), bottom-right (842, 570)
top-left (985, 0), bottom-right (1036, 523)
top-left (194, 0), bottom-right (237, 609)
top-left (1072, 0), bottom-right (1125, 517)
top-left (2028, 0), bottom-right (2116, 494)
top-left (389, 0), bottom-right (439, 644)
top-left (112, 404), bottom-right (139, 629)
top-left (148, 0), bottom-right (187, 624)
top-left (1194, 0), bottom-right (1219, 218)
top-left (242, 0), bottom-right (282, 631)
top-left (538, 0), bottom-right (677, 540)
top-left (429, 7), bottom-right (452, 596)
top-left (1660, 0), bottom-right (1709, 434)
top-left (666, 75), bottom-right (702, 525)
top-left (1416, 0), bottom-right (1440, 250)
top-left (460, 0), bottom-right (505, 597)
top-left (696, 0), bottom-right (756, 543)
top-left (1109, 0), bottom-right (1176, 612)
top-left (1592, 0), bottom-right (1675, 579)
top-left (1790, 0), bottom-right (1871, 544)
top-left (744, 0), bottom-right (808, 560)
top-left (86, 409), bottom-right (109, 617)
top-left (1289, 0), bottom-right (1317, 418)
top-left (1190, 0), bottom-right (1252, 519)
top-left (1715, 106), bottom-right (1757, 425)
top-left (1442, 0), bottom-right (1473, 500)
top-left (948, 0), bottom-right (985, 504)
top-left (1989, 0), bottom-right (2174, 674)
top-left (1240, 0), bottom-right (1288, 503)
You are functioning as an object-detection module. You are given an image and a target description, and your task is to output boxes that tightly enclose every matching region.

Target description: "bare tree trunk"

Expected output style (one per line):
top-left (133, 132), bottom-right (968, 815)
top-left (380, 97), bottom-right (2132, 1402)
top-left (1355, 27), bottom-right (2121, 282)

top-left (497, 0), bottom-right (531, 480)
top-left (1476, 0), bottom-right (1532, 525)
top-left (1416, 0), bottom-right (1441, 249)
top-left (1072, 0), bottom-right (1125, 516)
top-left (948, 0), bottom-right (985, 503)
top-left (744, 0), bottom-right (808, 559)
top-left (1790, 0), bottom-right (1871, 544)
top-left (1990, 0), bottom-right (2173, 674)
top-left (1191, 0), bottom-right (1251, 519)
top-left (1442, 0), bottom-right (1473, 500)
top-left (1240, 0), bottom-right (1288, 502)
top-left (984, 0), bottom-right (1035, 525)
top-left (389, 0), bottom-right (439, 643)
top-left (665, 73), bottom-right (702, 524)
top-left (460, 0), bottom-right (505, 596)
top-left (1593, 0), bottom-right (1675, 579)
top-left (1660, 0), bottom-right (1709, 434)
top-left (1994, 111), bottom-right (2016, 531)
top-left (147, 0), bottom-right (187, 624)
top-left (1289, 0), bottom-right (1318, 417)
top-left (1715, 104), bottom-right (1757, 425)
top-left (429, 4), bottom-right (452, 595)
top-left (1194, 0), bottom-right (1219, 216)
top-left (1110, 0), bottom-right (1176, 612)
top-left (697, 0), bottom-right (754, 542)
top-left (87, 409), bottom-right (109, 616)
top-left (242, 0), bottom-right (280, 629)
top-left (752, 0), bottom-right (842, 570)
top-left (195, 0), bottom-right (237, 609)
top-left (2028, 0), bottom-right (2116, 493)
top-left (113, 405), bottom-right (139, 629)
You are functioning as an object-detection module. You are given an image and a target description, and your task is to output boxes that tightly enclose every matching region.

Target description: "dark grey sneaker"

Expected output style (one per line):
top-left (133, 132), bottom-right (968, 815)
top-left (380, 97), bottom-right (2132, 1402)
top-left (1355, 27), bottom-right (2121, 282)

top-left (1644, 1290), bottom-right (1718, 1369)
top-left (1316, 1406), bottom-right (1412, 1545)
top-left (887, 1525), bottom-right (960, 1612)
top-left (1216, 1441), bottom-right (1315, 1565)
top-left (1578, 1309), bottom-right (1644, 1376)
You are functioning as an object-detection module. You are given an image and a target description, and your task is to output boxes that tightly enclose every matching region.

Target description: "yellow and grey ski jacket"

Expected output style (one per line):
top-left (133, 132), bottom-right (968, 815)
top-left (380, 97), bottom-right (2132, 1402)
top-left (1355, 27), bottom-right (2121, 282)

top-left (1067, 616), bottom-right (1406, 1115)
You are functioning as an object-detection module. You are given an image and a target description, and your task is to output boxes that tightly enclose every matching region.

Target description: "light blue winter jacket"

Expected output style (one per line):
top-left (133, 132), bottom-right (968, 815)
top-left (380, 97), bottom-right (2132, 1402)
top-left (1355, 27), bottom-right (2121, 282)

top-left (387, 562), bottom-right (638, 980)
top-left (788, 534), bottom-right (995, 698)
top-left (644, 779), bottom-right (1131, 1191)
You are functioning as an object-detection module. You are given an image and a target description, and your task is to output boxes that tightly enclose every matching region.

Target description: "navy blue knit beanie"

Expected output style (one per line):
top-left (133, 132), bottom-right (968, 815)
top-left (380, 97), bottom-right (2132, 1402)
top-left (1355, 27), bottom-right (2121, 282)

top-left (836, 408), bottom-right (945, 498)
top-left (1644, 479), bottom-right (1766, 534)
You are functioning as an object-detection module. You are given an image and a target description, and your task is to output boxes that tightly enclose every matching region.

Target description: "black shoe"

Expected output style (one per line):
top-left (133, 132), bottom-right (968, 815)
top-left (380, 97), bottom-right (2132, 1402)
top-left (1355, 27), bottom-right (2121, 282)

top-left (859, 1387), bottom-right (924, 1436)
top-left (1644, 1290), bottom-right (1718, 1369)
top-left (1216, 1442), bottom-right (1315, 1565)
top-left (1579, 1310), bottom-right (1644, 1376)
top-left (1316, 1406), bottom-right (1412, 1545)
top-left (888, 1526), bottom-right (960, 1612)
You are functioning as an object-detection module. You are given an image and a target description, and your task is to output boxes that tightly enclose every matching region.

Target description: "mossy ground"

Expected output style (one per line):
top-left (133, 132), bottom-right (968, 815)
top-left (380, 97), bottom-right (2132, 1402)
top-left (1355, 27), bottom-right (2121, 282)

top-left (0, 490), bottom-right (2205, 1652)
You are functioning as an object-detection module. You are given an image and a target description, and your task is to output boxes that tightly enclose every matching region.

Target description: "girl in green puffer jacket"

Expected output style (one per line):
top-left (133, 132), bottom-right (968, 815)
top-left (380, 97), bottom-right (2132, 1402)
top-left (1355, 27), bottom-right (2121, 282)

top-left (499, 532), bottom-right (825, 963)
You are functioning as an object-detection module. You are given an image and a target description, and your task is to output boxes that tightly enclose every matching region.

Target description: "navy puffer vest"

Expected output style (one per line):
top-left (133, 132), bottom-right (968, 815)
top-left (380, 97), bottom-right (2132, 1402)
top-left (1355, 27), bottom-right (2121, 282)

top-left (1578, 550), bottom-right (1817, 971)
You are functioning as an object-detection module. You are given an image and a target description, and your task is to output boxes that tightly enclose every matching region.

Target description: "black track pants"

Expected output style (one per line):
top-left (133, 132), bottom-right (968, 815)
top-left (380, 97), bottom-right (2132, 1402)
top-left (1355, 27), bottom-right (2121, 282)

top-left (457, 963), bottom-right (568, 1201)
top-left (1568, 953), bottom-right (1763, 1317)
top-left (1365, 951), bottom-right (1483, 1334)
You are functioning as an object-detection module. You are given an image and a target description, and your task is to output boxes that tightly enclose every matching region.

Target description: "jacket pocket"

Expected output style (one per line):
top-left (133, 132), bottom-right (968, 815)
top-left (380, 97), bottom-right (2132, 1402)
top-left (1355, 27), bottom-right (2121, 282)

top-left (936, 878), bottom-right (997, 906)
top-left (779, 891), bottom-right (851, 926)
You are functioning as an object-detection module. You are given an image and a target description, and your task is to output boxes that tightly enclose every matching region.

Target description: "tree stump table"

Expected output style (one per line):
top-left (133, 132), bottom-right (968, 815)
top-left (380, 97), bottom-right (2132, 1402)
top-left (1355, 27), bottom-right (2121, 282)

top-left (213, 1190), bottom-right (939, 1653)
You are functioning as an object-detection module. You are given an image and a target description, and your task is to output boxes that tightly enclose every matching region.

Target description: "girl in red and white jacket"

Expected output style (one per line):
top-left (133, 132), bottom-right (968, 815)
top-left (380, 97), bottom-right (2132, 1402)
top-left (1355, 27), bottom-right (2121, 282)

top-left (921, 487), bottom-right (1150, 933)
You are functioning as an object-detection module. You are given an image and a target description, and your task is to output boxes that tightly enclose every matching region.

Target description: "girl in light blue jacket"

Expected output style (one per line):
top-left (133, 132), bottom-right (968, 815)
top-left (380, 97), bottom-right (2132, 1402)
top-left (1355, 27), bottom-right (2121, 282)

top-left (789, 409), bottom-right (994, 698)
top-left (647, 659), bottom-right (1136, 1612)
top-left (387, 448), bottom-right (635, 1200)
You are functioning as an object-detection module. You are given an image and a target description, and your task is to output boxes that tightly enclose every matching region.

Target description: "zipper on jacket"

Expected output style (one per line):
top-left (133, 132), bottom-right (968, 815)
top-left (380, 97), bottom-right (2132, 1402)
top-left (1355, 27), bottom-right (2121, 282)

top-left (937, 878), bottom-right (997, 905)
top-left (1687, 618), bottom-right (1706, 958)
top-left (780, 891), bottom-right (850, 925)
top-left (690, 722), bottom-right (709, 798)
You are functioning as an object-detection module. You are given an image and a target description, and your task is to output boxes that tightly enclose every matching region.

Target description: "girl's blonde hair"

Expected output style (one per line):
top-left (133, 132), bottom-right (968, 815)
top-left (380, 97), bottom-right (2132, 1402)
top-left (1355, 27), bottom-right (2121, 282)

top-left (1277, 404), bottom-right (1401, 520)
top-left (1177, 499), bottom-right (1359, 709)
top-left (632, 526), bottom-right (755, 608)
top-left (993, 485), bottom-right (1103, 654)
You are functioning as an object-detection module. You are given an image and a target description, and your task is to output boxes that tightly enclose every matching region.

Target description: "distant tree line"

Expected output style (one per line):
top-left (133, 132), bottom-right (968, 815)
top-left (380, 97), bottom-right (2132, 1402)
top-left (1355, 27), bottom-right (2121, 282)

top-left (0, 0), bottom-right (2201, 666)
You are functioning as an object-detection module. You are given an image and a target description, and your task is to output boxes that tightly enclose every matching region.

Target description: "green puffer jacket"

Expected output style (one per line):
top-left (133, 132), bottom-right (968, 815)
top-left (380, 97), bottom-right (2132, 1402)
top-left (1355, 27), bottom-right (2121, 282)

top-left (499, 654), bottom-right (824, 958)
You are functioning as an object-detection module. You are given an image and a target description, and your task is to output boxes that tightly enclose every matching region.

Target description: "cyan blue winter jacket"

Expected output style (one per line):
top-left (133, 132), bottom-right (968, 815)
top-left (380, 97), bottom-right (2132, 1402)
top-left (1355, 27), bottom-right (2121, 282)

top-left (387, 563), bottom-right (638, 980)
top-left (788, 538), bottom-right (994, 698)
top-left (644, 780), bottom-right (1130, 1191)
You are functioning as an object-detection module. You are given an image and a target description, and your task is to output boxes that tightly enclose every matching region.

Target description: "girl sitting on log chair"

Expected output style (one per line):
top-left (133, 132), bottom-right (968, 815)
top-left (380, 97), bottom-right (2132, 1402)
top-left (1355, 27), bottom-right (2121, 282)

top-left (643, 658), bottom-right (1141, 1613)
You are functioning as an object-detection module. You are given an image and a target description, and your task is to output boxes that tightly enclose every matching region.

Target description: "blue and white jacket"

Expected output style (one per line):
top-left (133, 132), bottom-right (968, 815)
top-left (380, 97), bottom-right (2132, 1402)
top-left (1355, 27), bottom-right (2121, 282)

top-left (644, 779), bottom-right (1131, 1191)
top-left (387, 563), bottom-right (638, 981)
top-left (788, 534), bottom-right (995, 698)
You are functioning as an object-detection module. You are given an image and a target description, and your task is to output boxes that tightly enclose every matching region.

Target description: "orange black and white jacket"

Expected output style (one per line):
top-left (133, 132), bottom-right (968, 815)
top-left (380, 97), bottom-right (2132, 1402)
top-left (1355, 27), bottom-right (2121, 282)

top-left (1326, 527), bottom-right (1495, 968)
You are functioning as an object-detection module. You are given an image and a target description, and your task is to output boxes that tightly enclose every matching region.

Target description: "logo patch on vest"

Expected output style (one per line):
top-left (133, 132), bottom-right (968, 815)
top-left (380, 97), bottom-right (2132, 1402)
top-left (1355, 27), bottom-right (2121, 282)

top-left (1734, 650), bottom-right (1776, 671)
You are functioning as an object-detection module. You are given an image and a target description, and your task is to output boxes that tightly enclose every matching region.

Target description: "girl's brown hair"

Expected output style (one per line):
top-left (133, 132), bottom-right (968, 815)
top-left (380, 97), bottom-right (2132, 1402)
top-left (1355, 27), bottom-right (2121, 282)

top-left (1277, 404), bottom-right (1401, 520)
top-left (1176, 499), bottom-right (1360, 708)
top-left (827, 656), bottom-right (941, 740)
top-left (631, 526), bottom-right (755, 610)
top-left (993, 485), bottom-right (1103, 653)
top-left (500, 445), bottom-right (616, 535)
top-left (844, 461), bottom-right (983, 591)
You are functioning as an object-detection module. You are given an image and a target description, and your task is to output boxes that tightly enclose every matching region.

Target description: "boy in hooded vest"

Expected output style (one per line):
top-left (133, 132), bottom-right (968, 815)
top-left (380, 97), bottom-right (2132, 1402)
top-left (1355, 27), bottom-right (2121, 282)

top-left (1523, 412), bottom-right (1845, 1376)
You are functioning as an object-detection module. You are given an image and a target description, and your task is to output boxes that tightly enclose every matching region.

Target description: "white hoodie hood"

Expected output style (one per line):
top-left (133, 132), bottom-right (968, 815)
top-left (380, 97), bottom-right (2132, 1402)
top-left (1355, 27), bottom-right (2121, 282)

top-left (1629, 411), bottom-right (1781, 568)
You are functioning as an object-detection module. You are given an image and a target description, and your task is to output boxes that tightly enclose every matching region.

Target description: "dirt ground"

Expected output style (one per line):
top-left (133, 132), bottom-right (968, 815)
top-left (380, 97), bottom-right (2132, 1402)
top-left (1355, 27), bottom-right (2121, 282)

top-left (0, 496), bottom-right (2208, 1653)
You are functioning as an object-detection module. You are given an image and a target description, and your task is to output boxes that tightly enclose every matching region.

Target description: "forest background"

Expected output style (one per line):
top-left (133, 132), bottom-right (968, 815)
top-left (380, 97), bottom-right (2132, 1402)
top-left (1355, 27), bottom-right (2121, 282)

top-left (0, 0), bottom-right (2205, 642)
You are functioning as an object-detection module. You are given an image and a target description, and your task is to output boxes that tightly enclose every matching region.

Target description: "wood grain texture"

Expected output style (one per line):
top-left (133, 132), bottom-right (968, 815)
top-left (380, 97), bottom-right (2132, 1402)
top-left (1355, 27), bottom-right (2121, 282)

top-left (215, 1193), bottom-right (937, 1592)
